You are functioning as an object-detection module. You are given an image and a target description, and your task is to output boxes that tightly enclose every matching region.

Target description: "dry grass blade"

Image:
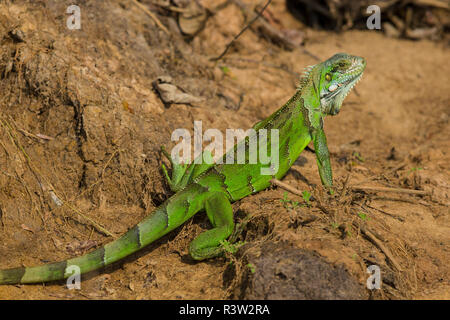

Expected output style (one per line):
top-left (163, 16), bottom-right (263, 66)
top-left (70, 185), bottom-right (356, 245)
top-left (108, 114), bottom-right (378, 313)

top-left (131, 0), bottom-right (169, 35)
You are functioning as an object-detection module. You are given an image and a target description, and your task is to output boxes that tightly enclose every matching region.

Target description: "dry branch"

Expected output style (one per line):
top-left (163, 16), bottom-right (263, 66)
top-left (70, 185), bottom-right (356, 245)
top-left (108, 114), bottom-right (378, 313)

top-left (351, 185), bottom-right (429, 195)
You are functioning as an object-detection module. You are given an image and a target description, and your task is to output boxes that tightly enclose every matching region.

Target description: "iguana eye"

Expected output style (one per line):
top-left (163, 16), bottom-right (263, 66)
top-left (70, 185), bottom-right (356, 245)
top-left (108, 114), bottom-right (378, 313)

top-left (325, 73), bottom-right (332, 81)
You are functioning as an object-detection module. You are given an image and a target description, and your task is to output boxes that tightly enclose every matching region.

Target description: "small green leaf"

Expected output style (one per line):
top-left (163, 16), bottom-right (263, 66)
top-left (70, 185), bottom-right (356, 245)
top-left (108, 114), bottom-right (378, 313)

top-left (357, 212), bottom-right (369, 221)
top-left (353, 151), bottom-right (365, 162)
top-left (246, 263), bottom-right (256, 274)
top-left (220, 66), bottom-right (230, 74)
top-left (280, 192), bottom-right (301, 209)
top-left (302, 190), bottom-right (311, 206)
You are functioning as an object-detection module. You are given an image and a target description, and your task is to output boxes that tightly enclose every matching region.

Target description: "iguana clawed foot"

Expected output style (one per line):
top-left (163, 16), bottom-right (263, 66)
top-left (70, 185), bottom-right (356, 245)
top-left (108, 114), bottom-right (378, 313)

top-left (160, 145), bottom-right (190, 192)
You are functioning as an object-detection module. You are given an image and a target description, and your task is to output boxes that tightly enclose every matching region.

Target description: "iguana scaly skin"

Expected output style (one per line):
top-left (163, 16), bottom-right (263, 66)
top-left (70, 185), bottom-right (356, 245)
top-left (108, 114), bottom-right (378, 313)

top-left (0, 53), bottom-right (365, 284)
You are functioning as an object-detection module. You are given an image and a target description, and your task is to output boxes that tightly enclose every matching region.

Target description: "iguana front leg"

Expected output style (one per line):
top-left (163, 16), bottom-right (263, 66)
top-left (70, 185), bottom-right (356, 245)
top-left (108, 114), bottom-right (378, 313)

top-left (311, 128), bottom-right (333, 190)
top-left (189, 191), bottom-right (235, 260)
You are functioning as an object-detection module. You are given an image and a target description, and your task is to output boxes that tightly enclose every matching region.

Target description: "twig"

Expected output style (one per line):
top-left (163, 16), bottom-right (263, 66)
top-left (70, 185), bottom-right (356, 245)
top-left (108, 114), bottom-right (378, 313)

top-left (210, 0), bottom-right (272, 61)
top-left (339, 173), bottom-right (351, 201)
top-left (101, 149), bottom-right (119, 178)
top-left (351, 185), bottom-right (429, 196)
top-left (231, 0), bottom-right (320, 61)
top-left (355, 223), bottom-right (403, 271)
top-left (131, 0), bottom-right (169, 35)
top-left (372, 196), bottom-right (432, 206)
top-left (270, 178), bottom-right (303, 197)
top-left (363, 203), bottom-right (405, 222)
top-left (151, 1), bottom-right (189, 13)
top-left (388, 161), bottom-right (407, 174)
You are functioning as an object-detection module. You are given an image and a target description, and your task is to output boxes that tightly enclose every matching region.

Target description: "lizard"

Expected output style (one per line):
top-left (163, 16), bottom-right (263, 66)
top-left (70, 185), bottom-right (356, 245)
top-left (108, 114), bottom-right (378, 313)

top-left (0, 53), bottom-right (366, 285)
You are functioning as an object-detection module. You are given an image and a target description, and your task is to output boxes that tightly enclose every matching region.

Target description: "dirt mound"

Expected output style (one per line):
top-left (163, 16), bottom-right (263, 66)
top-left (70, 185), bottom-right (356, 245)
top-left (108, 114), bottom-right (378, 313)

top-left (235, 242), bottom-right (367, 299)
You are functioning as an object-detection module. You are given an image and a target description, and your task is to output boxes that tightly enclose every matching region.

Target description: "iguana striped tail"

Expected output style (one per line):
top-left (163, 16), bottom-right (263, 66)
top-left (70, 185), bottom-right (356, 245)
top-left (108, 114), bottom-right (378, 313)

top-left (0, 205), bottom-right (171, 284)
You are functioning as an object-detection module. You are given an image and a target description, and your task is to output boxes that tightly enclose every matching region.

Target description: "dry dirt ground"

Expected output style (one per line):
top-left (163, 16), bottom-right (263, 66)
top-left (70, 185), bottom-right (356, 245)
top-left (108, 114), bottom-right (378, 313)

top-left (0, 0), bottom-right (448, 300)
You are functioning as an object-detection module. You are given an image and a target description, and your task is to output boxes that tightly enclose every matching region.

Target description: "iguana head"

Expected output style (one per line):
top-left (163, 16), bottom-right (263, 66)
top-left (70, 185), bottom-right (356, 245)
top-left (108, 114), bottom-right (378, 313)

top-left (314, 53), bottom-right (366, 115)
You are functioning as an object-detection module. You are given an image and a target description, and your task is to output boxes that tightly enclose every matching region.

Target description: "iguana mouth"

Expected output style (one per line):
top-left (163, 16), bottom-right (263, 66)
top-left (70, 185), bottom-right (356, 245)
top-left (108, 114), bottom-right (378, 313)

top-left (321, 73), bottom-right (361, 101)
top-left (338, 73), bottom-right (363, 95)
top-left (320, 71), bottom-right (364, 100)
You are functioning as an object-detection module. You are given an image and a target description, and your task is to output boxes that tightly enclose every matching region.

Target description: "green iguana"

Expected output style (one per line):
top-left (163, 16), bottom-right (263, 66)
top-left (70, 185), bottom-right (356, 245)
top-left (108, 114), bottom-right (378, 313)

top-left (0, 53), bottom-right (365, 284)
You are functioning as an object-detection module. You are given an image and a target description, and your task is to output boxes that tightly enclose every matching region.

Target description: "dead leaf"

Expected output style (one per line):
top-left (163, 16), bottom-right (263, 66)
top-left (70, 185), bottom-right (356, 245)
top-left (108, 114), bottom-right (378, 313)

top-left (153, 76), bottom-right (204, 105)
top-left (66, 240), bottom-right (97, 254)
top-left (21, 224), bottom-right (34, 233)
top-left (122, 101), bottom-right (134, 114)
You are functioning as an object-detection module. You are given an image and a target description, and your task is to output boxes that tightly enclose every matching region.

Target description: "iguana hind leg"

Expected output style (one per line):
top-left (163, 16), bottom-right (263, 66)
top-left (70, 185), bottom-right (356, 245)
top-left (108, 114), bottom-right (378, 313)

top-left (161, 145), bottom-right (191, 192)
top-left (161, 146), bottom-right (215, 192)
top-left (189, 191), bottom-right (235, 260)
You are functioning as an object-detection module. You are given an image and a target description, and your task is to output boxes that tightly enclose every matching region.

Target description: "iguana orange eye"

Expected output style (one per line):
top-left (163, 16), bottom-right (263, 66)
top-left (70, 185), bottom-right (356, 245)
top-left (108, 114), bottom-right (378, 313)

top-left (325, 73), bottom-right (332, 81)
